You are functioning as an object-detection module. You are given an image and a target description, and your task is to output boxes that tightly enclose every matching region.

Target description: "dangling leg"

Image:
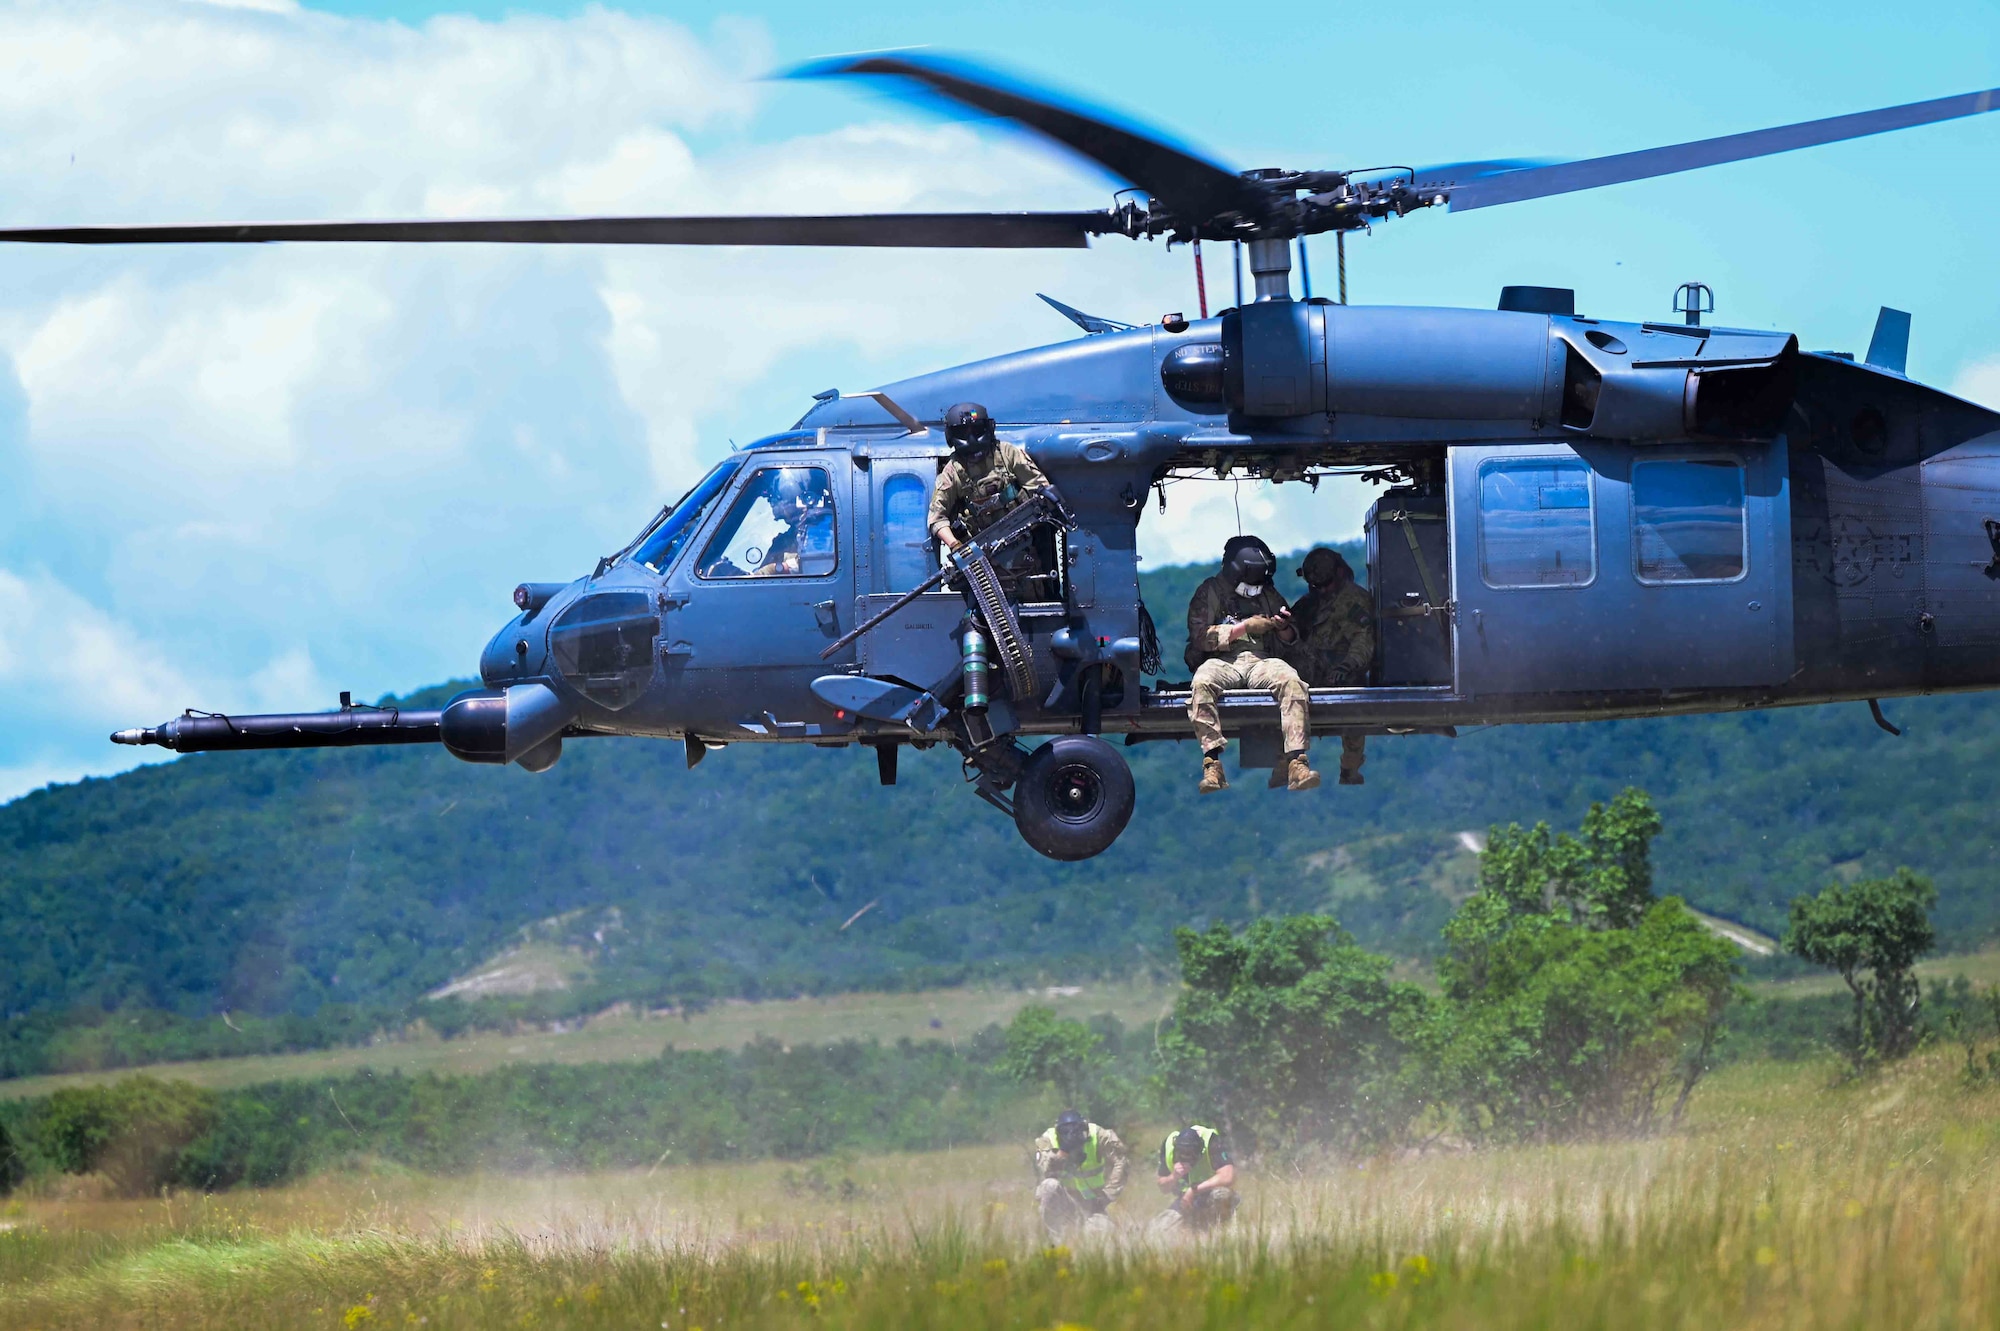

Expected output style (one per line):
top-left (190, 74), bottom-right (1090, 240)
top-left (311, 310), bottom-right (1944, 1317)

top-left (1340, 733), bottom-right (1366, 785)
top-left (1188, 658), bottom-right (1246, 792)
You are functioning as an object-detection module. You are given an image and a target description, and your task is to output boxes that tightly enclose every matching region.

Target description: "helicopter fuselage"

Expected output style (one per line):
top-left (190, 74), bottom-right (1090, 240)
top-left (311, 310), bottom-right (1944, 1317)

top-left (459, 299), bottom-right (2000, 780)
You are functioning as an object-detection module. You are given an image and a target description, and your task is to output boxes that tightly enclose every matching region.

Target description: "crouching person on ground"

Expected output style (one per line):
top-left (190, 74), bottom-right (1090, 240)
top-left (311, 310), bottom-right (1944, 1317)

top-left (1033, 1108), bottom-right (1129, 1239)
top-left (1150, 1124), bottom-right (1238, 1234)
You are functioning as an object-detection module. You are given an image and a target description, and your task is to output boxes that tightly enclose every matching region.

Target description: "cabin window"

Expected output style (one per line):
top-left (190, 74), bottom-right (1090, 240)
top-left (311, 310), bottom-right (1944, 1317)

top-left (1631, 457), bottom-right (1747, 583)
top-left (881, 472), bottom-right (933, 592)
top-left (697, 466), bottom-right (838, 579)
top-left (1477, 457), bottom-right (1596, 588)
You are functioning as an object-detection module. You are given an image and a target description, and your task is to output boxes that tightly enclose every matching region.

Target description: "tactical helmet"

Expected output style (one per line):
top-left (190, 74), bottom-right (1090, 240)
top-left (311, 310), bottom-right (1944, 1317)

top-left (943, 401), bottom-right (998, 456)
top-left (1174, 1127), bottom-right (1205, 1157)
top-left (1221, 534), bottom-right (1276, 590)
top-left (1298, 547), bottom-right (1351, 586)
top-left (1055, 1108), bottom-right (1089, 1151)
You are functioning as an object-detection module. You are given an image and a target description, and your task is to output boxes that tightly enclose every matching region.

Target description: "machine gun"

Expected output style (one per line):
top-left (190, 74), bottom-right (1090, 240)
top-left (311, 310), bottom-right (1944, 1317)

top-left (819, 491), bottom-right (1075, 692)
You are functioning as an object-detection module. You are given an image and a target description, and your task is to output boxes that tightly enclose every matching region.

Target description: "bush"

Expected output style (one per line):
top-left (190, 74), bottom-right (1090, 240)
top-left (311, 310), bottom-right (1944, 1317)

top-left (1783, 868), bottom-right (1937, 1072)
top-left (1159, 915), bottom-right (1428, 1153)
top-left (1427, 790), bottom-right (1739, 1141)
top-left (30, 1078), bottom-right (217, 1196)
top-left (1426, 898), bottom-right (1738, 1139)
top-left (998, 1006), bottom-right (1102, 1107)
top-left (0, 1116), bottom-right (22, 1194)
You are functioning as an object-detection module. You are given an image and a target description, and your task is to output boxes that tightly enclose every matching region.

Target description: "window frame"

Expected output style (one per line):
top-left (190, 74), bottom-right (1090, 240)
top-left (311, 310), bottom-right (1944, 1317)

top-left (1475, 455), bottom-right (1599, 591)
top-left (878, 469), bottom-right (937, 594)
top-left (692, 462), bottom-right (841, 582)
top-left (1628, 453), bottom-right (1751, 587)
top-left (625, 455), bottom-right (745, 575)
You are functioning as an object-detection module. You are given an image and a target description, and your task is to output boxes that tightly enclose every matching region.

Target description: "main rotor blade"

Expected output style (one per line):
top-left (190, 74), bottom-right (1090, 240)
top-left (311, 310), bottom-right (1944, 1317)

top-left (793, 51), bottom-right (1264, 224)
top-left (0, 212), bottom-right (1104, 248)
top-left (1448, 87), bottom-right (2000, 211)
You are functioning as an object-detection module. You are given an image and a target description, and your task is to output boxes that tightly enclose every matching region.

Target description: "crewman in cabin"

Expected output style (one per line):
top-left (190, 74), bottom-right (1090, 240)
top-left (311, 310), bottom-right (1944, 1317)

top-left (1032, 1108), bottom-right (1130, 1239)
top-left (928, 401), bottom-right (1051, 549)
top-left (1185, 535), bottom-right (1321, 793)
top-left (1150, 1124), bottom-right (1239, 1233)
top-left (1283, 547), bottom-right (1375, 785)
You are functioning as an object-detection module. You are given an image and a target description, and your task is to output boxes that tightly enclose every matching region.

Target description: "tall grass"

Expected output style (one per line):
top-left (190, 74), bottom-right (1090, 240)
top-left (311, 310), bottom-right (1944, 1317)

top-left (4, 1054), bottom-right (1998, 1329)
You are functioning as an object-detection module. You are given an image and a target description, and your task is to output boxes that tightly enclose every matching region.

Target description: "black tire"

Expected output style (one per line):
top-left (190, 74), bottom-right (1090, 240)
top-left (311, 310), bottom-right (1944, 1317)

top-left (1012, 735), bottom-right (1136, 861)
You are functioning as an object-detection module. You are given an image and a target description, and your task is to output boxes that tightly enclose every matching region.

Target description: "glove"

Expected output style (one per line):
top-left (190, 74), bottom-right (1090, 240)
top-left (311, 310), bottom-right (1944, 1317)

top-left (1239, 615), bottom-right (1279, 637)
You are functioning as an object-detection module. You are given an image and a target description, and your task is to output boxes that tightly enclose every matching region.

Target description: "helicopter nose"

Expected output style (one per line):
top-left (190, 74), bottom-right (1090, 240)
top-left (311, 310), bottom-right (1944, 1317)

top-left (481, 611), bottom-right (549, 686)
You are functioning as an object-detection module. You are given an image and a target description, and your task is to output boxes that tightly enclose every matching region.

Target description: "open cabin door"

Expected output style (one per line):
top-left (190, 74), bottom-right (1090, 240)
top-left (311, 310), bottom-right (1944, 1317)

top-left (1448, 439), bottom-right (1792, 695)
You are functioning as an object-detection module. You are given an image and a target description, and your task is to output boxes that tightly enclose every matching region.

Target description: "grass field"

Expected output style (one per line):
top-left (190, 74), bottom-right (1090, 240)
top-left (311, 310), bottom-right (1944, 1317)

top-left (0, 980), bottom-right (1175, 1101)
top-left (5, 1050), bottom-right (1999, 1329)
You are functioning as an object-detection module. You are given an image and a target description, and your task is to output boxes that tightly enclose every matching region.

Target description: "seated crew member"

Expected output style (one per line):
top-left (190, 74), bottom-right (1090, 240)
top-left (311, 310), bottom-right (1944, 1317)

top-left (1151, 1124), bottom-right (1239, 1234)
top-left (1185, 535), bottom-right (1320, 794)
top-left (751, 470), bottom-right (835, 577)
top-left (1032, 1108), bottom-right (1129, 1240)
top-left (928, 401), bottom-right (1051, 550)
top-left (1285, 547), bottom-right (1375, 785)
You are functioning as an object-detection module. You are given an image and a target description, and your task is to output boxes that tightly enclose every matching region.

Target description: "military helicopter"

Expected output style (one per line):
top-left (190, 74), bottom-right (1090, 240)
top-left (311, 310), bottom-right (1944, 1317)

top-left (29, 55), bottom-right (1998, 861)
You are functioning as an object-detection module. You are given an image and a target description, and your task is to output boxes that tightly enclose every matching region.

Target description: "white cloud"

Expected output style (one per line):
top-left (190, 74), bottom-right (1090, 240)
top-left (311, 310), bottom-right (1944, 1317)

top-left (0, 1), bottom-right (1225, 797)
top-left (1954, 356), bottom-right (2000, 411)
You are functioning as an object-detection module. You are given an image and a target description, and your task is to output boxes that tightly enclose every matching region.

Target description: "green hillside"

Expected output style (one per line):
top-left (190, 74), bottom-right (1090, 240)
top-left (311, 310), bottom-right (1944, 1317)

top-left (2, 552), bottom-right (1997, 1031)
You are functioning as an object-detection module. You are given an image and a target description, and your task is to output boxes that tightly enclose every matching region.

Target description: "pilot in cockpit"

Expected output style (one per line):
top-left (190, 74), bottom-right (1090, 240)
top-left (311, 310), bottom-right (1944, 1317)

top-left (749, 470), bottom-right (835, 578)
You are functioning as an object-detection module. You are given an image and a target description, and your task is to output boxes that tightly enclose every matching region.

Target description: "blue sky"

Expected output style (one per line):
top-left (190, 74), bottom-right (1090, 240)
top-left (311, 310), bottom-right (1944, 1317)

top-left (0, 0), bottom-right (1994, 798)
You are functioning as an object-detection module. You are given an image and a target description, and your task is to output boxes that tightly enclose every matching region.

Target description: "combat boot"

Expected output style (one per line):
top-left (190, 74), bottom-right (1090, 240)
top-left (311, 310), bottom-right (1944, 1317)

top-left (1198, 753), bottom-right (1228, 794)
top-left (1283, 752), bottom-right (1321, 792)
top-left (1339, 768), bottom-right (1365, 786)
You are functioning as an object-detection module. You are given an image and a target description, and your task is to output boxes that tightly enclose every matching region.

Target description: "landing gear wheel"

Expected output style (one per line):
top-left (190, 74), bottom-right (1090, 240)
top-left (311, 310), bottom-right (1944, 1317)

top-left (1012, 735), bottom-right (1135, 861)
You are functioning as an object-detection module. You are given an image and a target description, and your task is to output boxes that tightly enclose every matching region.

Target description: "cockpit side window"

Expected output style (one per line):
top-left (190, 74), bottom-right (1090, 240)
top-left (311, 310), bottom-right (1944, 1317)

top-left (697, 466), bottom-right (838, 579)
top-left (631, 457), bottom-right (744, 574)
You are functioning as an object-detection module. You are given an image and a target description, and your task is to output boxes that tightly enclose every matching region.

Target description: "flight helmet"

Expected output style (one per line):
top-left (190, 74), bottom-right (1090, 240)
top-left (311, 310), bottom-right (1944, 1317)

top-left (1222, 534), bottom-right (1277, 591)
top-left (944, 401), bottom-right (998, 458)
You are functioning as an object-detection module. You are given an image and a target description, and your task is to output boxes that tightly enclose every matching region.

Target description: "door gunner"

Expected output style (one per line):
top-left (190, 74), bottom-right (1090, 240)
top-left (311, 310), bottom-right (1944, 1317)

top-left (928, 401), bottom-right (1051, 550)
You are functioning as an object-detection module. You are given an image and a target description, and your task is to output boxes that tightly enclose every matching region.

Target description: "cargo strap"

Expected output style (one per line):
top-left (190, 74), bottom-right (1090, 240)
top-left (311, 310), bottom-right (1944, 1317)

top-left (1382, 509), bottom-right (1446, 616)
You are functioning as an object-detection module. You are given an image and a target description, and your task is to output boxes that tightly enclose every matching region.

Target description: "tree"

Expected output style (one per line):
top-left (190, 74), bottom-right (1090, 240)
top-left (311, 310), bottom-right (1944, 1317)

top-left (1159, 915), bottom-right (1429, 1153)
top-left (1783, 868), bottom-right (1937, 1071)
top-left (1443, 789), bottom-right (1664, 996)
top-left (1430, 790), bottom-right (1739, 1140)
top-left (998, 1006), bottom-right (1102, 1107)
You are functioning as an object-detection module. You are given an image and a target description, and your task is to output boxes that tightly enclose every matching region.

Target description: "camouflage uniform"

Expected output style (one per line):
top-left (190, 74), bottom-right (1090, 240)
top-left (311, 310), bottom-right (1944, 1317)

top-left (928, 441), bottom-right (1050, 543)
top-left (1184, 575), bottom-right (1310, 756)
top-left (1032, 1120), bottom-right (1130, 1239)
top-left (1287, 581), bottom-right (1375, 686)
top-left (1285, 559), bottom-right (1375, 781)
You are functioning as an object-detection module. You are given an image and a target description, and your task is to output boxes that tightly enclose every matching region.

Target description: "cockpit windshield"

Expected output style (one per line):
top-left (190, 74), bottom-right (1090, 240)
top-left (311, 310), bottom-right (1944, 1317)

top-left (629, 457), bottom-right (745, 574)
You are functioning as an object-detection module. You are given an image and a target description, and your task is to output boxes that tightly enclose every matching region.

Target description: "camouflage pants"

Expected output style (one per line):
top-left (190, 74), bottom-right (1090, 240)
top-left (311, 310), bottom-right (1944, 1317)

top-left (1340, 733), bottom-right (1366, 775)
top-left (1188, 652), bottom-right (1309, 755)
top-left (1035, 1178), bottom-right (1114, 1240)
top-left (1149, 1186), bottom-right (1240, 1235)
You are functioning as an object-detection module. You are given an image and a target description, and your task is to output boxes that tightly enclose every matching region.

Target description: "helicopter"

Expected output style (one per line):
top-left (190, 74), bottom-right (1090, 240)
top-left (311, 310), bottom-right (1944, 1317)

top-left (26, 53), bottom-right (1996, 861)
